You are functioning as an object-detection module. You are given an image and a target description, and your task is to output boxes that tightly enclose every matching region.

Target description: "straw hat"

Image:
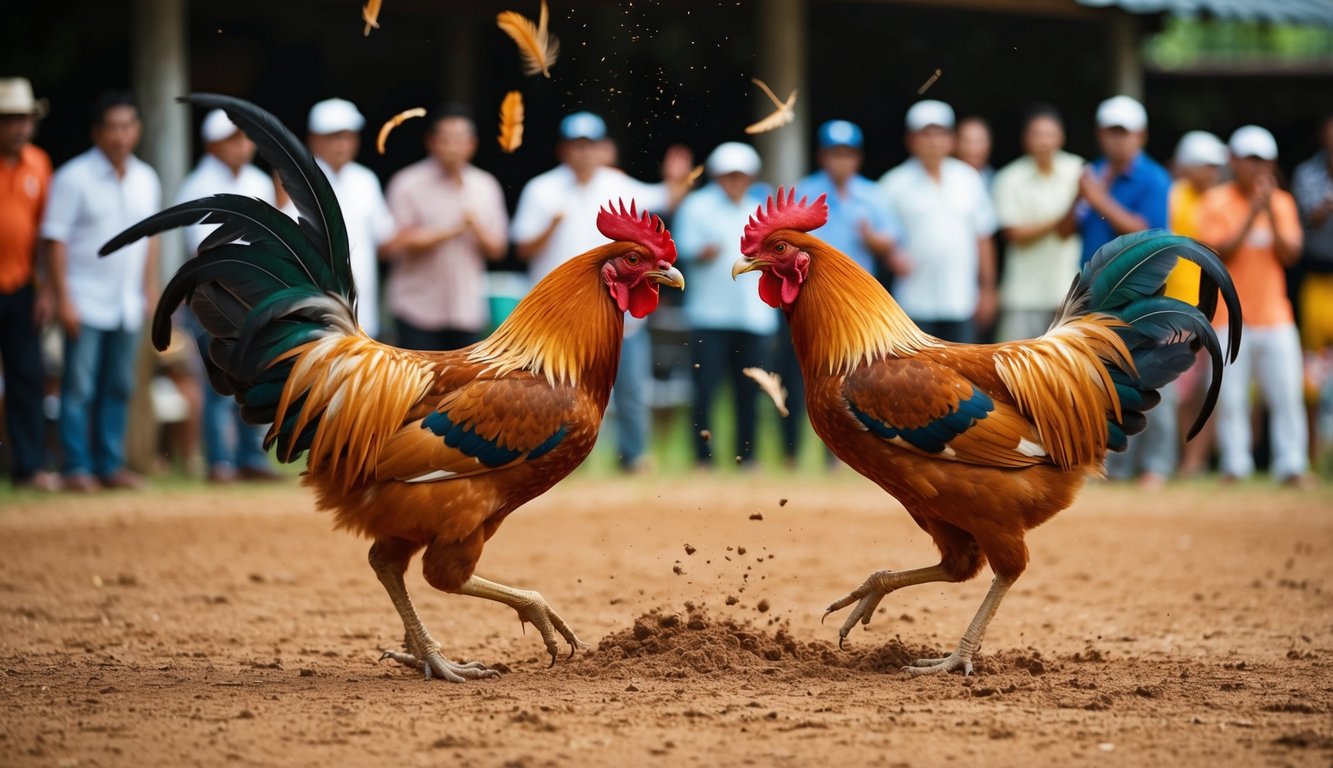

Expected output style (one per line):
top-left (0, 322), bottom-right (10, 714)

top-left (0, 78), bottom-right (48, 118)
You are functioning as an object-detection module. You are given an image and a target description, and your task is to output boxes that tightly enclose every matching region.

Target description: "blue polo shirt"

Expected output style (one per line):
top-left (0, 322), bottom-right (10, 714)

top-left (796, 170), bottom-right (902, 274)
top-left (1078, 152), bottom-right (1170, 264)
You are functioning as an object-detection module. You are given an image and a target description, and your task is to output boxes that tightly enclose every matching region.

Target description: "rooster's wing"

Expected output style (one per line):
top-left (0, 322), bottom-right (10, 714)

top-left (842, 357), bottom-right (1049, 469)
top-left (376, 375), bottom-right (575, 483)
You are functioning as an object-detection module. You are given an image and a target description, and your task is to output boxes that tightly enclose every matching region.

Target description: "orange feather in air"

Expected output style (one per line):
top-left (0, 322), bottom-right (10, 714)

top-left (497, 0), bottom-right (560, 78)
top-left (497, 91), bottom-right (524, 153)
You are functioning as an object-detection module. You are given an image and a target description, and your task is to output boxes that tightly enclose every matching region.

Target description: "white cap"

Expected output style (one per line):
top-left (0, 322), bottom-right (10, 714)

top-left (905, 100), bottom-right (955, 132)
top-left (1096, 95), bottom-right (1147, 132)
top-left (307, 98), bottom-right (365, 135)
top-left (705, 142), bottom-right (761, 177)
top-left (1228, 125), bottom-right (1278, 161)
top-left (201, 109), bottom-right (239, 143)
top-left (1174, 130), bottom-right (1227, 167)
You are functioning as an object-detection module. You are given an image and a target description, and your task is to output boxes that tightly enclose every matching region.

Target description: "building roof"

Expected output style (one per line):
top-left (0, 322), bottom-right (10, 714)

top-left (1077, 0), bottom-right (1333, 26)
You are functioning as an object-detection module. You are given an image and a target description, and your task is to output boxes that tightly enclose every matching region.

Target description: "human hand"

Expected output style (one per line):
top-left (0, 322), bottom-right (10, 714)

top-left (887, 249), bottom-right (913, 278)
top-left (1251, 173), bottom-right (1276, 212)
top-left (32, 287), bottom-right (54, 328)
top-left (58, 298), bottom-right (80, 339)
top-left (1078, 168), bottom-right (1107, 205)
top-left (974, 285), bottom-right (998, 328)
top-left (697, 243), bottom-right (720, 263)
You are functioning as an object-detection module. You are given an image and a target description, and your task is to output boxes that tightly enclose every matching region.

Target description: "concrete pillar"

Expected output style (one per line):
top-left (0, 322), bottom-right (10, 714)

top-left (1107, 12), bottom-right (1144, 100)
top-left (129, 0), bottom-right (190, 475)
top-left (754, 0), bottom-right (809, 187)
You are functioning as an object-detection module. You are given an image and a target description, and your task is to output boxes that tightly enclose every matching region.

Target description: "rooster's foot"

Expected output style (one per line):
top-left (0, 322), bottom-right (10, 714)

top-left (379, 648), bottom-right (500, 683)
top-left (512, 593), bottom-right (590, 666)
top-left (900, 652), bottom-right (974, 678)
top-left (822, 569), bottom-right (897, 649)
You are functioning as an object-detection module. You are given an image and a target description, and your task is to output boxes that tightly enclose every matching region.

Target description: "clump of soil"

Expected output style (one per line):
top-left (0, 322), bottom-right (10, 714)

top-left (565, 604), bottom-right (1040, 680)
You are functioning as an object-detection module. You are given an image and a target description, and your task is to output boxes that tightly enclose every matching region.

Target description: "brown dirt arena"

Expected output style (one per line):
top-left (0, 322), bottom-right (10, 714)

top-left (2, 474), bottom-right (1330, 766)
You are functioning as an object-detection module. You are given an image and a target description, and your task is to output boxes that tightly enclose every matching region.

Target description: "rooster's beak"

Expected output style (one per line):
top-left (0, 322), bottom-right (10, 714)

top-left (731, 257), bottom-right (765, 280)
top-left (650, 265), bottom-right (685, 290)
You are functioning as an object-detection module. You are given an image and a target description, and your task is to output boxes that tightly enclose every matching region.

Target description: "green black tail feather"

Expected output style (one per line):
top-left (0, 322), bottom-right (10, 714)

top-left (1053, 229), bottom-right (1242, 450)
top-left (98, 95), bottom-right (359, 462)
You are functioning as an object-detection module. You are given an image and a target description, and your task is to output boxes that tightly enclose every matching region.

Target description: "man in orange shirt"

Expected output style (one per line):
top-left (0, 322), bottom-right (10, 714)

top-left (0, 78), bottom-right (55, 491)
top-left (1198, 125), bottom-right (1309, 485)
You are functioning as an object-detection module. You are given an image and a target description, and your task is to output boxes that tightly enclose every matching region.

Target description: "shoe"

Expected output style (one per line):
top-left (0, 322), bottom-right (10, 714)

top-left (99, 470), bottom-right (144, 490)
top-left (207, 465), bottom-right (237, 484)
top-left (16, 472), bottom-right (60, 492)
top-left (236, 465), bottom-right (281, 482)
top-left (1137, 472), bottom-right (1167, 491)
top-left (1279, 473), bottom-right (1315, 489)
top-left (62, 473), bottom-right (102, 493)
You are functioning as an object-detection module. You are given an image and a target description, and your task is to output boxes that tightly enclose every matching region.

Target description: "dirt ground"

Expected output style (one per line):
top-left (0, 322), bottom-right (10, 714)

top-left (1, 473), bottom-right (1330, 767)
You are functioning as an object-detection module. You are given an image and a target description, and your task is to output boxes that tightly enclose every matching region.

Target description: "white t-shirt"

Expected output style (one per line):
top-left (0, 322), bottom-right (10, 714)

top-left (511, 164), bottom-right (669, 283)
top-left (41, 147), bottom-right (161, 331)
top-left (991, 151), bottom-right (1084, 311)
top-left (879, 157), bottom-right (997, 322)
top-left (175, 153), bottom-right (276, 255)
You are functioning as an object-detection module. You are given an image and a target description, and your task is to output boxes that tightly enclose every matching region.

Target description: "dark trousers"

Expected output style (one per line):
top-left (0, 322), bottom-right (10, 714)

top-left (394, 318), bottom-right (480, 352)
top-left (914, 318), bottom-right (977, 345)
top-left (690, 329), bottom-right (769, 465)
top-left (772, 316), bottom-right (807, 462)
top-left (0, 284), bottom-right (47, 481)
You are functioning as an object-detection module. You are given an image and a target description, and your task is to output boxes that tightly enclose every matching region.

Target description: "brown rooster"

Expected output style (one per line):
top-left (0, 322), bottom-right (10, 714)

top-left (732, 188), bottom-right (1240, 676)
top-left (101, 95), bottom-right (684, 682)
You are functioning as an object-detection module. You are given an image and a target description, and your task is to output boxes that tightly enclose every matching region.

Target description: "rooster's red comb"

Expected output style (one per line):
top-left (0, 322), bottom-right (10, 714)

top-left (597, 199), bottom-right (677, 264)
top-left (740, 186), bottom-right (828, 257)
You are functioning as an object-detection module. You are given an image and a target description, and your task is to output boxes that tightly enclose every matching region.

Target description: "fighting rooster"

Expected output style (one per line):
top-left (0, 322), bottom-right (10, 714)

top-left (732, 188), bottom-right (1239, 676)
top-left (101, 95), bottom-right (684, 682)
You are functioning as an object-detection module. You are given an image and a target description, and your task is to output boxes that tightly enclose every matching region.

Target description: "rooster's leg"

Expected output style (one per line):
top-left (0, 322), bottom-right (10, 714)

top-left (368, 540), bottom-right (499, 683)
top-left (823, 564), bottom-right (955, 649)
top-left (456, 575), bottom-right (589, 665)
top-left (903, 575), bottom-right (1015, 677)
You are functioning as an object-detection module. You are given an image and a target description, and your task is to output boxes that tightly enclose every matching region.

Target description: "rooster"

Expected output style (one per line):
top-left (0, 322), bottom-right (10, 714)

top-left (100, 95), bottom-right (684, 682)
top-left (732, 188), bottom-right (1240, 677)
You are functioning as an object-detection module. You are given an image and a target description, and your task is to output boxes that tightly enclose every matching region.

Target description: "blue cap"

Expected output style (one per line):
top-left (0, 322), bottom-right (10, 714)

top-left (817, 120), bottom-right (863, 150)
top-left (560, 111), bottom-right (607, 141)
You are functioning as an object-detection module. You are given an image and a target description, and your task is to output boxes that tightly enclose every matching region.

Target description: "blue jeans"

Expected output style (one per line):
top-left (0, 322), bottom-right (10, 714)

top-left (59, 324), bottom-right (139, 477)
top-left (690, 329), bottom-right (769, 465)
top-left (612, 329), bottom-right (651, 468)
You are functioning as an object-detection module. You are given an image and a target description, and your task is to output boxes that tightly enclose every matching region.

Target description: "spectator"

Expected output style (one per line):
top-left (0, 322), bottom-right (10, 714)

top-left (1167, 130), bottom-right (1228, 477)
top-left (991, 104), bottom-right (1083, 341)
top-left (510, 111), bottom-right (692, 471)
top-left (175, 109), bottom-right (279, 484)
top-left (382, 104), bottom-right (507, 351)
top-left (1199, 126), bottom-right (1309, 485)
top-left (672, 142), bottom-right (775, 469)
top-left (880, 99), bottom-right (998, 343)
top-left (1077, 95), bottom-right (1173, 487)
top-left (0, 77), bottom-right (56, 491)
top-left (303, 98), bottom-right (394, 337)
top-left (41, 91), bottom-right (160, 492)
top-left (1292, 114), bottom-right (1333, 466)
top-left (956, 116), bottom-right (995, 189)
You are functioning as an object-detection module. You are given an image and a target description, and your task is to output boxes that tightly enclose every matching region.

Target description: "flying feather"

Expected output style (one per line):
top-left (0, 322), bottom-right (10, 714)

top-left (745, 77), bottom-right (797, 135)
top-left (376, 107), bottom-right (426, 156)
top-left (743, 367), bottom-right (789, 417)
top-left (497, 91), bottom-right (525, 153)
top-left (497, 0), bottom-right (560, 78)
top-left (362, 0), bottom-right (382, 36)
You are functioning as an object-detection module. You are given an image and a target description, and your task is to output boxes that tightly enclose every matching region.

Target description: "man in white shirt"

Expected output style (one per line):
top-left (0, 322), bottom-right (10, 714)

top-left (42, 91), bottom-right (161, 492)
top-left (302, 98), bottom-right (394, 337)
top-left (880, 100), bottom-right (998, 344)
top-left (176, 109), bottom-right (279, 484)
top-left (991, 104), bottom-right (1083, 341)
top-left (511, 111), bottom-right (692, 471)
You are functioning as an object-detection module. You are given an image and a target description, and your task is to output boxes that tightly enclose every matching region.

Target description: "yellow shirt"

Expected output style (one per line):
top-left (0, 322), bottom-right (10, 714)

top-left (1164, 179), bottom-right (1203, 305)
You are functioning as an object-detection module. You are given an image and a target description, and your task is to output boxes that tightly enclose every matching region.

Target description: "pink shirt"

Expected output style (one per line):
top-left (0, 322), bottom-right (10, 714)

top-left (385, 160), bottom-right (508, 332)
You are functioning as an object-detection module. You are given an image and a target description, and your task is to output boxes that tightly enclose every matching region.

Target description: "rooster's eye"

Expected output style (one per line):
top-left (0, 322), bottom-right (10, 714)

top-left (625, 253), bottom-right (640, 266)
top-left (774, 244), bottom-right (786, 254)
